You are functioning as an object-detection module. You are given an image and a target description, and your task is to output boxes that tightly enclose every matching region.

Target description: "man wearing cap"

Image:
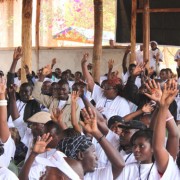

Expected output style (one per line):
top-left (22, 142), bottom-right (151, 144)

top-left (119, 120), bottom-right (147, 164)
top-left (149, 41), bottom-right (163, 76)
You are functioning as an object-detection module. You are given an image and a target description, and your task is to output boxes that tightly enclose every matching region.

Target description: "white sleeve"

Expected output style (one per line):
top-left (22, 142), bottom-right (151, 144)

top-left (0, 135), bottom-right (16, 167)
top-left (161, 154), bottom-right (180, 180)
top-left (13, 116), bottom-right (28, 139)
top-left (92, 84), bottom-right (104, 103)
top-left (77, 97), bottom-right (85, 109)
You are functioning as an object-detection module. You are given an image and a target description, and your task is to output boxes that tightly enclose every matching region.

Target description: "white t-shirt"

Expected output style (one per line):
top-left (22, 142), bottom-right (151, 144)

top-left (174, 49), bottom-right (180, 61)
top-left (84, 164), bottom-right (113, 180)
top-left (92, 84), bottom-right (130, 120)
top-left (8, 100), bottom-right (26, 130)
top-left (121, 71), bottom-right (141, 88)
top-left (175, 93), bottom-right (180, 120)
top-left (116, 162), bottom-right (160, 180)
top-left (119, 150), bottom-right (137, 165)
top-left (0, 167), bottom-right (19, 180)
top-left (161, 154), bottom-right (180, 180)
top-left (0, 135), bottom-right (16, 168)
top-left (136, 50), bottom-right (143, 64)
top-left (92, 130), bottom-right (119, 168)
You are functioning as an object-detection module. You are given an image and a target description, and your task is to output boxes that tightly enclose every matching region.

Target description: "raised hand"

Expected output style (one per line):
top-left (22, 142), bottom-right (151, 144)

top-left (13, 47), bottom-right (23, 61)
top-left (132, 63), bottom-right (144, 77)
top-left (142, 103), bottom-right (154, 113)
top-left (51, 108), bottom-right (63, 124)
top-left (42, 64), bottom-right (52, 76)
top-left (71, 91), bottom-right (79, 103)
top-left (80, 107), bottom-right (98, 135)
top-left (125, 45), bottom-right (131, 54)
top-left (51, 58), bottom-right (56, 66)
top-left (108, 59), bottom-right (114, 70)
top-left (144, 79), bottom-right (162, 103)
top-left (81, 52), bottom-right (89, 64)
top-left (160, 79), bottom-right (178, 107)
top-left (33, 133), bottom-right (52, 154)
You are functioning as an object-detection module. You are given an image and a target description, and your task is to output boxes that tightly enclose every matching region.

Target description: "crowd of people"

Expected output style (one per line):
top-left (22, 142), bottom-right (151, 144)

top-left (0, 44), bottom-right (180, 179)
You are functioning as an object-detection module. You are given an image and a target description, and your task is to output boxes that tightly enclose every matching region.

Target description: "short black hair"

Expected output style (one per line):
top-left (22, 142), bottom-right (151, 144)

top-left (44, 120), bottom-right (62, 135)
top-left (130, 129), bottom-right (153, 146)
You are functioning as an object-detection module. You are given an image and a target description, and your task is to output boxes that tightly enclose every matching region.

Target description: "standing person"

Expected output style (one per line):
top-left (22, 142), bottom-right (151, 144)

top-left (149, 41), bottom-right (163, 76)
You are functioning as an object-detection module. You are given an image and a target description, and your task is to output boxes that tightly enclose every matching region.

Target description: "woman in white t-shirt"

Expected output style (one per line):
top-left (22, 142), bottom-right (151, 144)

top-left (150, 79), bottom-right (180, 179)
top-left (117, 129), bottom-right (160, 180)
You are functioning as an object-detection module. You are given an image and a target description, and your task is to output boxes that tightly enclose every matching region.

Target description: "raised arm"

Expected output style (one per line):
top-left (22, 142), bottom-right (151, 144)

top-left (19, 133), bottom-right (52, 180)
top-left (153, 79), bottom-right (178, 173)
top-left (122, 46), bottom-right (131, 74)
top-left (81, 53), bottom-right (95, 92)
top-left (51, 108), bottom-right (67, 130)
top-left (81, 95), bottom-right (109, 135)
top-left (71, 91), bottom-right (81, 133)
top-left (0, 78), bottom-right (10, 142)
top-left (80, 107), bottom-right (125, 179)
top-left (107, 59), bottom-right (114, 80)
top-left (123, 103), bottom-right (154, 122)
top-left (7, 47), bottom-right (23, 87)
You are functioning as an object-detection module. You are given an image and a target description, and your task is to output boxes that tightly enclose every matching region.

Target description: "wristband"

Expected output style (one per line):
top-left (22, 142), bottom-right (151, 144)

top-left (0, 100), bottom-right (7, 106)
top-left (166, 116), bottom-right (174, 122)
top-left (97, 134), bottom-right (105, 143)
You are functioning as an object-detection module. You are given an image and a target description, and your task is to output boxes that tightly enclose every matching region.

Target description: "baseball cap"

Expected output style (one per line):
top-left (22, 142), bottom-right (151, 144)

top-left (118, 120), bottom-right (147, 130)
top-left (108, 115), bottom-right (124, 128)
top-left (27, 111), bottom-right (51, 124)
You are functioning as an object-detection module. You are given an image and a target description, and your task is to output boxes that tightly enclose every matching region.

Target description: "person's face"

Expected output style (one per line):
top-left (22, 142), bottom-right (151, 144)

top-left (110, 122), bottom-right (123, 136)
top-left (132, 137), bottom-right (153, 164)
top-left (40, 167), bottom-right (70, 180)
top-left (120, 129), bottom-right (136, 146)
top-left (160, 71), bottom-right (167, 81)
top-left (61, 73), bottom-right (68, 81)
top-left (74, 72), bottom-right (81, 82)
top-left (129, 66), bottom-right (136, 76)
top-left (103, 83), bottom-right (117, 99)
top-left (52, 83), bottom-right (69, 100)
top-left (151, 42), bottom-right (157, 50)
top-left (41, 81), bottom-right (52, 95)
top-left (19, 85), bottom-right (32, 102)
top-left (166, 71), bottom-right (172, 79)
top-left (29, 122), bottom-right (44, 137)
top-left (55, 68), bottom-right (62, 78)
top-left (81, 145), bottom-right (98, 173)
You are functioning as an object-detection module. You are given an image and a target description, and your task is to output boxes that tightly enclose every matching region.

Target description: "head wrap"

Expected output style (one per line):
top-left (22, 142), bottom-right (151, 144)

top-left (57, 135), bottom-right (93, 159)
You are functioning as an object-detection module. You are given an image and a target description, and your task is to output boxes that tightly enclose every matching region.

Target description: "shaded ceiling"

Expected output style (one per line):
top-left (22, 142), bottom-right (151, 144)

top-left (116, 0), bottom-right (180, 46)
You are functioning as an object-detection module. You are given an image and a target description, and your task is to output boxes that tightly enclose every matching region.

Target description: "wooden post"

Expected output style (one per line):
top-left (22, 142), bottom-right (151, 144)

top-left (130, 0), bottom-right (137, 64)
top-left (92, 0), bottom-right (103, 83)
top-left (143, 0), bottom-right (150, 66)
top-left (35, 0), bottom-right (41, 71)
top-left (21, 0), bottom-right (33, 83)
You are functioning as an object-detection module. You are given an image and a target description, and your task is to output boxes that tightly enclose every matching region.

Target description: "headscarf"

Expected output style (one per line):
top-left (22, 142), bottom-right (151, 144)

top-left (57, 135), bottom-right (93, 159)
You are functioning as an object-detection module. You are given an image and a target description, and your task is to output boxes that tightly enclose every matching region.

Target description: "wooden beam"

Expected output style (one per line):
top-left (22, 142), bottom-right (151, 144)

top-left (137, 8), bottom-right (180, 13)
top-left (92, 0), bottom-right (103, 83)
top-left (143, 0), bottom-right (150, 65)
top-left (35, 0), bottom-right (40, 71)
top-left (21, 0), bottom-right (33, 83)
top-left (130, 0), bottom-right (137, 64)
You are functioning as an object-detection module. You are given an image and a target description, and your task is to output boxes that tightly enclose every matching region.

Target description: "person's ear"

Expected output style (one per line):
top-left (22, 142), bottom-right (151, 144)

top-left (77, 151), bottom-right (84, 160)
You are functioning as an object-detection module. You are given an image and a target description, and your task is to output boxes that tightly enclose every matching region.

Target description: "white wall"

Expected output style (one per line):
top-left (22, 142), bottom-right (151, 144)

top-left (0, 47), bottom-right (127, 76)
